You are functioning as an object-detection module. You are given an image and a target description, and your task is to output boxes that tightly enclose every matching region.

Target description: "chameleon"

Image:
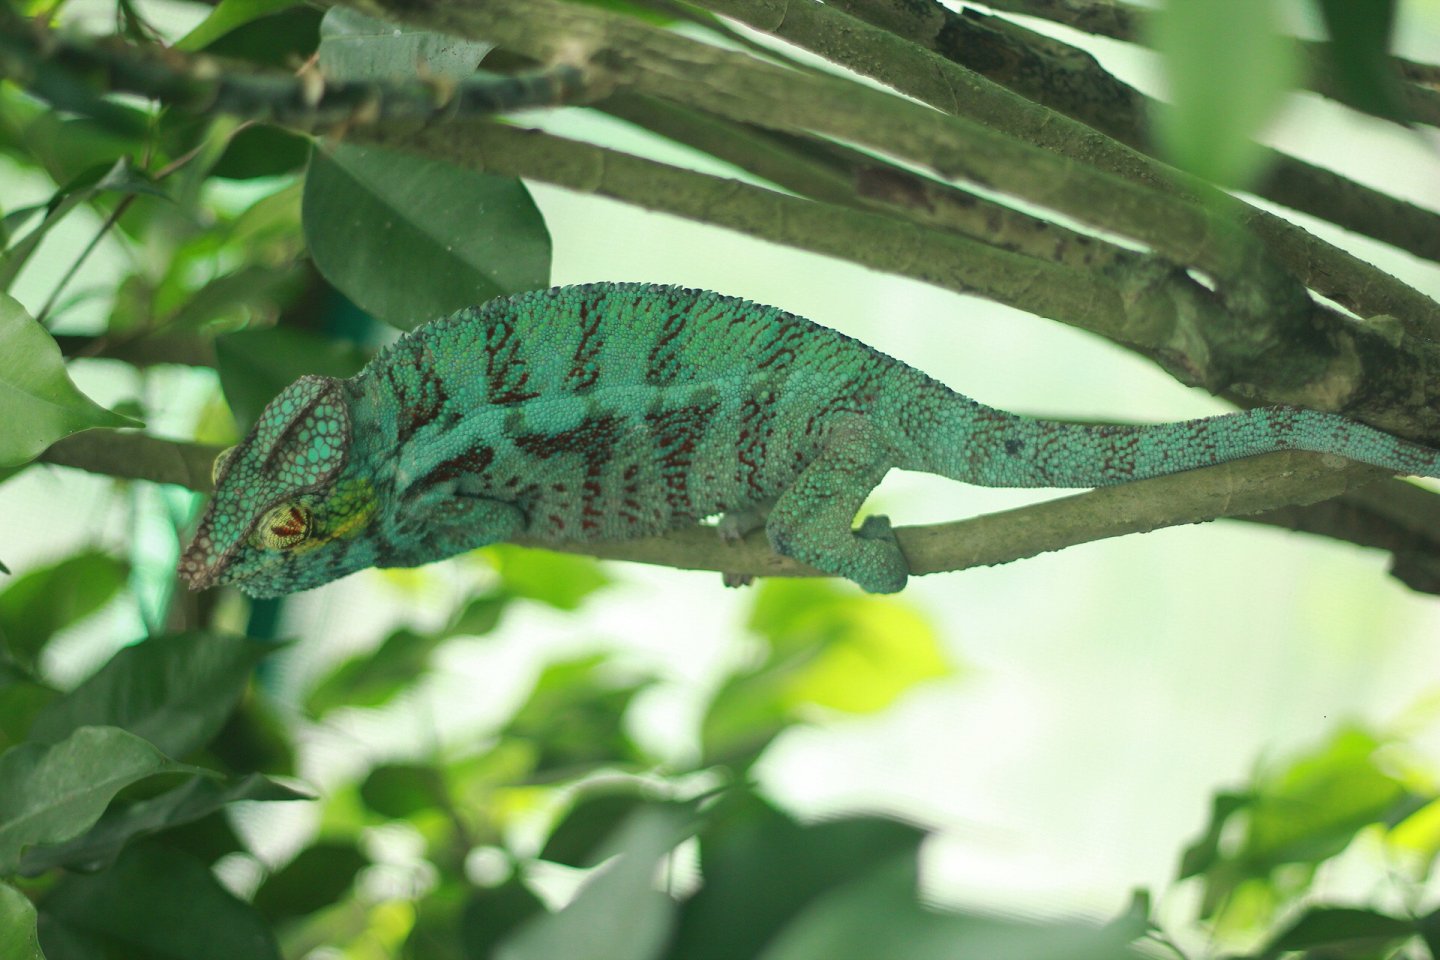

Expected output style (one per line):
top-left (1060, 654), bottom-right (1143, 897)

top-left (179, 282), bottom-right (1440, 597)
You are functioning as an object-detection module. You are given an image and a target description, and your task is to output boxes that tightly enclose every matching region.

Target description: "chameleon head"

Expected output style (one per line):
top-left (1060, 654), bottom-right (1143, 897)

top-left (179, 375), bottom-right (379, 597)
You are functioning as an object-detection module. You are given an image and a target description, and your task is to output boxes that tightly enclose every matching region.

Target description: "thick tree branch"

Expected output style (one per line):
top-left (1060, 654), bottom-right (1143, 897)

top-left (980, 0), bottom-right (1440, 128)
top-left (0, 13), bottom-right (589, 131)
top-left (817, 0), bottom-right (1440, 267)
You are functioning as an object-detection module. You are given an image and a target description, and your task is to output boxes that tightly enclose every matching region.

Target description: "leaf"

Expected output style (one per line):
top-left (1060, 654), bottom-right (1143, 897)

top-left (214, 325), bottom-right (369, 430)
top-left (0, 550), bottom-right (128, 672)
top-left (1313, 0), bottom-right (1407, 121)
top-left (542, 790), bottom-right (650, 867)
top-left (0, 294), bottom-right (139, 468)
top-left (305, 628), bottom-right (448, 717)
top-left (496, 804), bottom-right (691, 960)
top-left (303, 141), bottom-right (551, 329)
top-left (669, 794), bottom-right (925, 960)
top-left (318, 7), bottom-right (493, 82)
top-left (177, 0), bottom-right (302, 51)
top-left (1147, 0), bottom-right (1301, 187)
top-left (252, 841), bottom-right (368, 923)
top-left (0, 661), bottom-right (56, 752)
top-left (39, 842), bottom-right (281, 960)
top-left (754, 854), bottom-right (1138, 960)
top-left (359, 763), bottom-right (450, 818)
top-left (506, 656), bottom-right (646, 773)
top-left (0, 881), bottom-right (43, 960)
top-left (463, 880), bottom-right (546, 959)
top-left (493, 547), bottom-right (611, 611)
top-left (0, 726), bottom-right (207, 874)
top-left (1261, 906), bottom-right (1414, 956)
top-left (20, 772), bottom-right (310, 874)
top-left (28, 631), bottom-right (275, 759)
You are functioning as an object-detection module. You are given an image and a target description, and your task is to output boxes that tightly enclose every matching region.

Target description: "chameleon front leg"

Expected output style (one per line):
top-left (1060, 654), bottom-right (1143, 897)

top-left (764, 417), bottom-right (909, 594)
top-left (382, 482), bottom-right (526, 569)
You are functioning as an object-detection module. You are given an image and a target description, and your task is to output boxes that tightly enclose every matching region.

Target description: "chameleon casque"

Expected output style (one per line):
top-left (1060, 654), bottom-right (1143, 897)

top-left (180, 282), bottom-right (1440, 597)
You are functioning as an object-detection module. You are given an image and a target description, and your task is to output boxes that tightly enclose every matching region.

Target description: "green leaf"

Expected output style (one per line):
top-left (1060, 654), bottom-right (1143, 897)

top-left (670, 794), bottom-right (925, 960)
top-left (359, 763), bottom-right (450, 818)
top-left (28, 631), bottom-right (274, 759)
top-left (0, 550), bottom-right (128, 672)
top-left (176, 0), bottom-right (301, 51)
top-left (493, 547), bottom-right (611, 611)
top-left (463, 880), bottom-right (546, 959)
top-left (20, 772), bottom-right (311, 874)
top-left (1262, 906), bottom-right (1414, 956)
top-left (506, 656), bottom-right (646, 773)
top-left (542, 790), bottom-right (649, 867)
top-left (754, 854), bottom-right (1138, 960)
top-left (305, 628), bottom-right (447, 716)
top-left (252, 841), bottom-right (368, 923)
top-left (0, 726), bottom-right (206, 874)
top-left (0, 661), bottom-right (56, 752)
top-left (497, 804), bottom-right (691, 960)
top-left (39, 843), bottom-right (281, 960)
top-left (0, 294), bottom-right (140, 468)
top-left (215, 325), bottom-right (369, 430)
top-left (318, 8), bottom-right (492, 82)
top-left (303, 142), bottom-right (551, 329)
top-left (0, 881), bottom-right (43, 960)
top-left (1148, 0), bottom-right (1301, 187)
top-left (1314, 0), bottom-right (1406, 121)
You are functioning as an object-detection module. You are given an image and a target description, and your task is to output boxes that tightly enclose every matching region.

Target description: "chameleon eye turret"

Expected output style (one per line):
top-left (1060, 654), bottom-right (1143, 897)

top-left (181, 282), bottom-right (1440, 596)
top-left (211, 446), bottom-right (237, 486)
top-left (255, 503), bottom-right (311, 550)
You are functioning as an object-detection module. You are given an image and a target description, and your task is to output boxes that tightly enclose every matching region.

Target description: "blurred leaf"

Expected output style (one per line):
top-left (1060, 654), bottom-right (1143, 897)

top-left (39, 843), bottom-right (281, 960)
top-left (508, 656), bottom-right (645, 774)
top-left (0, 89), bottom-right (147, 186)
top-left (0, 881), bottom-right (43, 960)
top-left (0, 726), bottom-right (207, 874)
top-left (497, 804), bottom-right (691, 960)
top-left (252, 841), bottom-right (368, 923)
top-left (360, 763), bottom-right (450, 819)
top-left (753, 854), bottom-right (1139, 960)
top-left (451, 594), bottom-right (508, 636)
top-left (0, 661), bottom-right (56, 752)
top-left (1314, 0), bottom-right (1406, 121)
top-left (28, 631), bottom-right (274, 759)
top-left (0, 550), bottom-right (127, 672)
top-left (1261, 905), bottom-right (1413, 956)
top-left (169, 264), bottom-right (305, 332)
top-left (1178, 791), bottom-right (1251, 879)
top-left (303, 142), bottom-right (550, 329)
top-left (208, 691), bottom-right (297, 776)
top-left (670, 793), bottom-right (924, 960)
top-left (463, 879), bottom-right (546, 959)
top-left (492, 548), bottom-right (610, 611)
top-left (20, 773), bottom-right (312, 874)
top-left (177, 0), bottom-right (302, 51)
top-left (704, 581), bottom-right (953, 767)
top-left (215, 325), bottom-right (369, 430)
top-left (0, 294), bottom-right (140, 469)
top-left (306, 628), bottom-right (447, 716)
top-left (318, 8), bottom-right (492, 81)
top-left (1148, 0), bottom-right (1300, 187)
top-left (542, 789), bottom-right (649, 867)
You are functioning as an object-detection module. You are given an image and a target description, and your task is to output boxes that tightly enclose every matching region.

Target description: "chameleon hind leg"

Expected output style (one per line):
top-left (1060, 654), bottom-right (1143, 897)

top-left (764, 416), bottom-right (908, 594)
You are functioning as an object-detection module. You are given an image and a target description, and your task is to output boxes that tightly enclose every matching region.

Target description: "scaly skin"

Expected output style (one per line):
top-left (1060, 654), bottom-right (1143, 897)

top-left (179, 283), bottom-right (1440, 596)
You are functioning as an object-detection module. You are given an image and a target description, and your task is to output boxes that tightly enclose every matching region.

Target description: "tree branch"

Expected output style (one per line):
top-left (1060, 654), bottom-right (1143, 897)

top-left (816, 0), bottom-right (1440, 267)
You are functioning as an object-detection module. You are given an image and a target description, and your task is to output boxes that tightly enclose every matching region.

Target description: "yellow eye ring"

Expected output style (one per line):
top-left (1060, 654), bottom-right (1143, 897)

top-left (255, 503), bottom-right (311, 550)
top-left (211, 446), bottom-right (237, 486)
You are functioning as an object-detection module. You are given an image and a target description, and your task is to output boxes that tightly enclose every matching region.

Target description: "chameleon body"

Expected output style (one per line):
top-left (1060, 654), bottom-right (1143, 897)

top-left (180, 282), bottom-right (1440, 597)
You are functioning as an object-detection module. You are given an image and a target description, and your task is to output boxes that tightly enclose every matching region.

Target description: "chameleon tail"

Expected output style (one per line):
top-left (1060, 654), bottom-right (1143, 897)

top-left (926, 402), bottom-right (1440, 488)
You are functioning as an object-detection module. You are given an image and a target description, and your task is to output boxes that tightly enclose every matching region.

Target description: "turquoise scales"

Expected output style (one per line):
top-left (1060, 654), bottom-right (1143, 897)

top-left (180, 282), bottom-right (1440, 596)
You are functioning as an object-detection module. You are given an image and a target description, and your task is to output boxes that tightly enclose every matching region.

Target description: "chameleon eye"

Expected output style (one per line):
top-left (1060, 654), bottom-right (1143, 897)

top-left (255, 503), bottom-right (311, 551)
top-left (211, 446), bottom-right (237, 485)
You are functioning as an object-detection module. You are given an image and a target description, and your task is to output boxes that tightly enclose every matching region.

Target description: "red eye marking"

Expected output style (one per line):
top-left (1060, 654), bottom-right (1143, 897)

top-left (271, 506), bottom-right (307, 538)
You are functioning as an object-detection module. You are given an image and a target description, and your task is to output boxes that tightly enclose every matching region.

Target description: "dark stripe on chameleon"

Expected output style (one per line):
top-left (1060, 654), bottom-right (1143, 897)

top-left (644, 402), bottom-right (719, 514)
top-left (420, 445), bottom-right (497, 488)
top-left (564, 297), bottom-right (604, 392)
top-left (514, 415), bottom-right (626, 534)
top-left (485, 316), bottom-right (541, 405)
top-left (644, 307), bottom-right (687, 385)
top-left (388, 348), bottom-right (449, 445)
top-left (736, 394), bottom-right (774, 498)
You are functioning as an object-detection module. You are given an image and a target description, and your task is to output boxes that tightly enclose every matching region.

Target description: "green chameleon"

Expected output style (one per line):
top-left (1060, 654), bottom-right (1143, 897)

top-left (180, 282), bottom-right (1440, 596)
